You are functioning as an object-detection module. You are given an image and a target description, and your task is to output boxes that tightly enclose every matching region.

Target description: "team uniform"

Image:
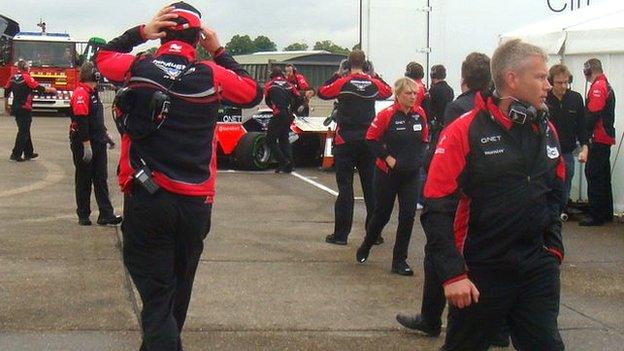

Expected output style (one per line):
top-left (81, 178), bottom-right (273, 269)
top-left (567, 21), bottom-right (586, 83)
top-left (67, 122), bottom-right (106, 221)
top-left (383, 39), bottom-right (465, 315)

top-left (264, 76), bottom-right (300, 172)
top-left (4, 70), bottom-right (46, 160)
top-left (584, 73), bottom-right (616, 224)
top-left (359, 102), bottom-right (428, 271)
top-left (69, 82), bottom-right (117, 223)
top-left (318, 72), bottom-right (392, 243)
top-left (422, 94), bottom-right (566, 350)
top-left (95, 23), bottom-right (262, 350)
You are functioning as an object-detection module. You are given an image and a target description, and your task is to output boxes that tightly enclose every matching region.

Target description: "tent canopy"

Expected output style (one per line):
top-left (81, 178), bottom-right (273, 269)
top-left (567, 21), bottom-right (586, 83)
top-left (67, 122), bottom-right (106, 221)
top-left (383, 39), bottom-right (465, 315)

top-left (501, 0), bottom-right (624, 55)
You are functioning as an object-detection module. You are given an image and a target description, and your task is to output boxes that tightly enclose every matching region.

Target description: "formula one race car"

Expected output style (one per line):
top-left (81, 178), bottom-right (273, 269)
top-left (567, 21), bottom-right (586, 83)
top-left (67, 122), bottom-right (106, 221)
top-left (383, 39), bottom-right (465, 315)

top-left (215, 106), bottom-right (335, 170)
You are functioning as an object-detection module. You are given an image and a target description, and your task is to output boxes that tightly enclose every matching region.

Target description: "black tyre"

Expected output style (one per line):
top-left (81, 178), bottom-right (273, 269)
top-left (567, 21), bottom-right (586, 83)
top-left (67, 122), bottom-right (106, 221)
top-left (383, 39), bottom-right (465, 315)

top-left (234, 132), bottom-right (271, 170)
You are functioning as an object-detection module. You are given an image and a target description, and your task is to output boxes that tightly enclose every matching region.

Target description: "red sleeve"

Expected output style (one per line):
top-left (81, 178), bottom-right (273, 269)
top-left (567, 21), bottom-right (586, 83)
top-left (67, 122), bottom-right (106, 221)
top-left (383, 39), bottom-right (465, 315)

top-left (416, 106), bottom-right (429, 142)
top-left (290, 83), bottom-right (301, 97)
top-left (95, 50), bottom-right (136, 83)
top-left (372, 77), bottom-right (392, 99)
top-left (206, 61), bottom-right (262, 108)
top-left (71, 88), bottom-right (90, 116)
top-left (24, 74), bottom-right (40, 89)
top-left (296, 73), bottom-right (309, 90)
top-left (424, 112), bottom-right (475, 199)
top-left (587, 80), bottom-right (608, 112)
top-left (366, 107), bottom-right (393, 142)
top-left (318, 75), bottom-right (349, 99)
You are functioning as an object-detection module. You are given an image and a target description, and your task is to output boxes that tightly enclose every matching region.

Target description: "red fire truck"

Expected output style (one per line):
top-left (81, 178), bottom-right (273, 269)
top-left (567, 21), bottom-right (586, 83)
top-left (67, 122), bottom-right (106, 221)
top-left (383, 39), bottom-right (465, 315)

top-left (1, 16), bottom-right (81, 113)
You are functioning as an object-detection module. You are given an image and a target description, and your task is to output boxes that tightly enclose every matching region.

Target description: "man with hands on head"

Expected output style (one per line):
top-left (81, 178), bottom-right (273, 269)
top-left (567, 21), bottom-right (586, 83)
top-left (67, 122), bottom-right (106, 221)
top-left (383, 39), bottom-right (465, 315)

top-left (418, 39), bottom-right (565, 350)
top-left (95, 3), bottom-right (262, 350)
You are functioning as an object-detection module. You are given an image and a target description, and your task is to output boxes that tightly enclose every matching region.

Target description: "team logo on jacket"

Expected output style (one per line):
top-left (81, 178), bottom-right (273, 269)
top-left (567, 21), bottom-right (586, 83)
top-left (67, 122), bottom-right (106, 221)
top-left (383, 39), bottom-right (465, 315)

top-left (413, 124), bottom-right (422, 131)
top-left (153, 60), bottom-right (187, 79)
top-left (546, 145), bottom-right (560, 159)
top-left (350, 80), bottom-right (372, 91)
top-left (169, 43), bottom-right (183, 53)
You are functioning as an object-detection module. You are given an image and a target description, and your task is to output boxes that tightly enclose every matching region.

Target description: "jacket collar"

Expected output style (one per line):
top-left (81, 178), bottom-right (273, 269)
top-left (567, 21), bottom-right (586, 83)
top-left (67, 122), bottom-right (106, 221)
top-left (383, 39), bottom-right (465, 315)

top-left (156, 41), bottom-right (196, 61)
top-left (76, 82), bottom-right (94, 93)
top-left (486, 96), bottom-right (513, 130)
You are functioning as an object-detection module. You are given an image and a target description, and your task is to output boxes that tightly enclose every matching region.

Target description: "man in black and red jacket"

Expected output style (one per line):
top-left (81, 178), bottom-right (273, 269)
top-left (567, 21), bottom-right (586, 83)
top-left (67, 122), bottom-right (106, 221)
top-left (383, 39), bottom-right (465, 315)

top-left (264, 67), bottom-right (300, 173)
top-left (69, 61), bottom-right (121, 226)
top-left (401, 39), bottom-right (566, 350)
top-left (95, 3), bottom-right (262, 350)
top-left (4, 60), bottom-right (56, 161)
top-left (318, 49), bottom-right (392, 245)
top-left (580, 58), bottom-right (616, 226)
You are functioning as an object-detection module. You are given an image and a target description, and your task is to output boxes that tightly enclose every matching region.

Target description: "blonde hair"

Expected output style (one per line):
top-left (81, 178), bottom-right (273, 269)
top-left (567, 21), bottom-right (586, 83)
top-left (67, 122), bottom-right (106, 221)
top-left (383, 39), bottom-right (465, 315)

top-left (394, 77), bottom-right (419, 96)
top-left (491, 39), bottom-right (548, 90)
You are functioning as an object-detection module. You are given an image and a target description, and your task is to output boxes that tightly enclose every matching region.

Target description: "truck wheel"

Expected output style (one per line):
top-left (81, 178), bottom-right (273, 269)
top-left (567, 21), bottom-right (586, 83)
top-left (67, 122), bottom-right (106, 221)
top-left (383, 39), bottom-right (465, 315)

top-left (235, 132), bottom-right (271, 170)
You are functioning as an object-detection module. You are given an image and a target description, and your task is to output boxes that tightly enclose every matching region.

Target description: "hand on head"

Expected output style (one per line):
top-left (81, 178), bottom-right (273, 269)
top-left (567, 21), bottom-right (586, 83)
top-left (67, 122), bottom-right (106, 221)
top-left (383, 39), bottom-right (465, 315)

top-left (144, 6), bottom-right (179, 40)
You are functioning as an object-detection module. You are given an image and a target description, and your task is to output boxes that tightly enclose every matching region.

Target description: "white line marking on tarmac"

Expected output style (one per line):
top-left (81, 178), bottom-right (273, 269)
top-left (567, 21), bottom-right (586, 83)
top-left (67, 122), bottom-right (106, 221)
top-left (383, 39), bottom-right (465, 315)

top-left (0, 160), bottom-right (65, 198)
top-left (291, 171), bottom-right (338, 197)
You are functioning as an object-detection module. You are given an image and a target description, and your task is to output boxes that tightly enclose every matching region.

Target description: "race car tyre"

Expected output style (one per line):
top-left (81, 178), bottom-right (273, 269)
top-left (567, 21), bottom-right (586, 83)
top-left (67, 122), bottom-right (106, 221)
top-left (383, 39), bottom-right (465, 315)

top-left (235, 132), bottom-right (271, 170)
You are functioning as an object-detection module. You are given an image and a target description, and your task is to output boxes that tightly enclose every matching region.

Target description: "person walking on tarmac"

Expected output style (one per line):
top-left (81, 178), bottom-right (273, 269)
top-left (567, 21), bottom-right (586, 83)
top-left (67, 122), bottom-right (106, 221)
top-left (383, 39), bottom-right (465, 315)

top-left (356, 77), bottom-right (428, 276)
top-left (4, 60), bottom-right (57, 161)
top-left (580, 58), bottom-right (616, 226)
top-left (265, 67), bottom-right (300, 173)
top-left (546, 64), bottom-right (588, 220)
top-left (95, 3), bottom-right (262, 350)
top-left (318, 49), bottom-right (392, 245)
top-left (400, 39), bottom-right (566, 350)
top-left (69, 62), bottom-right (122, 226)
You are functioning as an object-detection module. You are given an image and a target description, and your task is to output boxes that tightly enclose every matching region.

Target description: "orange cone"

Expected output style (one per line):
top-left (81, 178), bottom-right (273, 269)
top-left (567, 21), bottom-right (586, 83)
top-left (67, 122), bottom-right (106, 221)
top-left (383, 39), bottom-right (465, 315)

top-left (321, 128), bottom-right (335, 170)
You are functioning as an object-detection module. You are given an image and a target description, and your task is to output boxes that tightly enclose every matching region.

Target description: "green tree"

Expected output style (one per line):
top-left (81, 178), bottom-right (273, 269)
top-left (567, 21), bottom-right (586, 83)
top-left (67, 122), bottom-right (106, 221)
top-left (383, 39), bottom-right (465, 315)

top-left (145, 47), bottom-right (158, 55)
top-left (283, 42), bottom-right (308, 51)
top-left (313, 40), bottom-right (351, 55)
top-left (226, 34), bottom-right (256, 55)
top-left (196, 45), bottom-right (210, 60)
top-left (253, 35), bottom-right (277, 52)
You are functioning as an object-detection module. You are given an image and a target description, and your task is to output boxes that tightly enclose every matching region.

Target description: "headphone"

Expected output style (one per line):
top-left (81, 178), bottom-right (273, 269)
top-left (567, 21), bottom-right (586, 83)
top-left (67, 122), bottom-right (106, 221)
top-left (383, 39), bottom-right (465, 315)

top-left (91, 66), bottom-right (101, 82)
top-left (493, 91), bottom-right (544, 125)
top-left (583, 62), bottom-right (592, 79)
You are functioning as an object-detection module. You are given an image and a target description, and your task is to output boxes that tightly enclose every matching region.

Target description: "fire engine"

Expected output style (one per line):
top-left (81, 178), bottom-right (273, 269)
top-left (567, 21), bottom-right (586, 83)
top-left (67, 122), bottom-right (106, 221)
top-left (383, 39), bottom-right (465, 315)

top-left (1, 16), bottom-right (81, 112)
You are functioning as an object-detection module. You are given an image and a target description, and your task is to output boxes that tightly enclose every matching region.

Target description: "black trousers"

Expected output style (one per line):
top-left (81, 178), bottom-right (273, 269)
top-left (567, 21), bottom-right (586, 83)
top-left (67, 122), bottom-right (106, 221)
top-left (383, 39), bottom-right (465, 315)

top-left (122, 186), bottom-right (212, 351)
top-left (332, 141), bottom-right (375, 240)
top-left (266, 114), bottom-right (293, 168)
top-left (362, 168), bottom-right (418, 264)
top-left (442, 253), bottom-right (564, 351)
top-left (585, 143), bottom-right (613, 222)
top-left (71, 141), bottom-right (114, 220)
top-left (11, 110), bottom-right (34, 158)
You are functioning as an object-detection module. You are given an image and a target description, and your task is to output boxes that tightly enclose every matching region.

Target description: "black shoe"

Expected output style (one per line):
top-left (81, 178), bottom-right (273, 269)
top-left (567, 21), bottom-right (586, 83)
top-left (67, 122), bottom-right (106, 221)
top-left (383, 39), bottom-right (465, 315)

top-left (373, 236), bottom-right (384, 245)
top-left (356, 245), bottom-right (371, 263)
top-left (97, 215), bottom-right (123, 226)
top-left (24, 153), bottom-right (39, 160)
top-left (579, 217), bottom-right (605, 226)
top-left (9, 155), bottom-right (24, 162)
top-left (325, 234), bottom-right (347, 245)
top-left (79, 218), bottom-right (92, 226)
top-left (282, 162), bottom-right (294, 174)
top-left (395, 313), bottom-right (441, 337)
top-left (391, 261), bottom-right (414, 276)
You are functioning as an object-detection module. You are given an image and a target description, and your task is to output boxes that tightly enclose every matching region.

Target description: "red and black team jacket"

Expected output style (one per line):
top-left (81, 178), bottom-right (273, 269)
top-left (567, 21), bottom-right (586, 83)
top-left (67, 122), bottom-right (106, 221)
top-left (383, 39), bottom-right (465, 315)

top-left (95, 25), bottom-right (262, 201)
top-left (69, 82), bottom-right (108, 144)
top-left (586, 74), bottom-right (616, 146)
top-left (318, 72), bottom-right (392, 144)
top-left (3, 70), bottom-right (46, 114)
top-left (421, 93), bottom-right (565, 286)
top-left (286, 72), bottom-right (309, 91)
top-left (264, 76), bottom-right (300, 118)
top-left (366, 102), bottom-right (429, 174)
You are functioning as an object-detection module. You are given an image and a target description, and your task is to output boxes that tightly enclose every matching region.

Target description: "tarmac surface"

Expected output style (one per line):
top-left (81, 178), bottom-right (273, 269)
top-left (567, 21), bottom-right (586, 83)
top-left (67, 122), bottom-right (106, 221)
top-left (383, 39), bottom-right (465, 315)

top-left (0, 110), bottom-right (623, 350)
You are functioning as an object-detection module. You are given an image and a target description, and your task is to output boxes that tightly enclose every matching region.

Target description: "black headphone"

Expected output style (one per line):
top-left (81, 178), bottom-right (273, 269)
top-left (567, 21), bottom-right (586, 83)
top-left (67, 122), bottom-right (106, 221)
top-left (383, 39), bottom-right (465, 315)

top-left (508, 100), bottom-right (539, 125)
top-left (583, 62), bottom-right (592, 79)
top-left (91, 66), bottom-right (101, 82)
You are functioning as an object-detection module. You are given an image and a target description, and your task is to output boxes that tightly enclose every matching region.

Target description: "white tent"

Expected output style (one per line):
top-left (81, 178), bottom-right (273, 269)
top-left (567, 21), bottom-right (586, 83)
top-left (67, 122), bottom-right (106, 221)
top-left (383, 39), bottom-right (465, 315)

top-left (501, 0), bottom-right (624, 213)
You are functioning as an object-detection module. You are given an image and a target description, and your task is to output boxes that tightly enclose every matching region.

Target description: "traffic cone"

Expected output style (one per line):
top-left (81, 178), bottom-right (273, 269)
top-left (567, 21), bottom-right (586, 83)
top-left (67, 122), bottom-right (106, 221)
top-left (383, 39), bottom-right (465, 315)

top-left (321, 128), bottom-right (335, 170)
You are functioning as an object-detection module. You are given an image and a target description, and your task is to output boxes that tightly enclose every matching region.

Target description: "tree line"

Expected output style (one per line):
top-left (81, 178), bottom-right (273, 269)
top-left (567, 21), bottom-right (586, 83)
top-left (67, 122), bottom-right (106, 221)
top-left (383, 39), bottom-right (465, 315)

top-left (145, 35), bottom-right (354, 60)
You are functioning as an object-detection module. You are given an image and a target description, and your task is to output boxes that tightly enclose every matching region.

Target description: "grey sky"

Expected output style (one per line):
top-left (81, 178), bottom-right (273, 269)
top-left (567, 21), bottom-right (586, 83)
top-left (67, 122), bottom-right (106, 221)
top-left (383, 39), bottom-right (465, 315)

top-left (0, 1), bottom-right (360, 50)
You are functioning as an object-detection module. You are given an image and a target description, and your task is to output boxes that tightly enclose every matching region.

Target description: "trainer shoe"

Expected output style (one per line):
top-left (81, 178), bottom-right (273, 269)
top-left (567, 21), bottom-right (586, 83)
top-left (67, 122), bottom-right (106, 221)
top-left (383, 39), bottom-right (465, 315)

top-left (24, 153), bottom-right (39, 160)
top-left (78, 218), bottom-right (92, 226)
top-left (395, 313), bottom-right (441, 337)
top-left (9, 155), bottom-right (24, 162)
top-left (356, 244), bottom-right (371, 263)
